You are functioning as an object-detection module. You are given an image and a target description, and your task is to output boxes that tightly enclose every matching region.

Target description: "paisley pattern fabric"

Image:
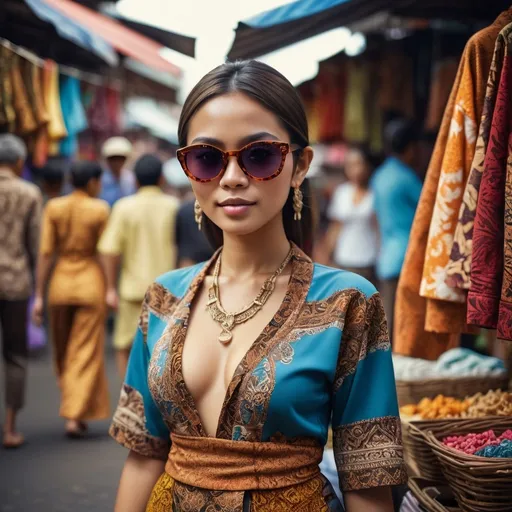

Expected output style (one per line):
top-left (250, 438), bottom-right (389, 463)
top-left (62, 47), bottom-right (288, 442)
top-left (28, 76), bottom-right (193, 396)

top-left (111, 244), bottom-right (406, 509)
top-left (333, 416), bottom-right (406, 492)
top-left (468, 32), bottom-right (512, 341)
top-left (146, 473), bottom-right (343, 512)
top-left (0, 169), bottom-right (42, 301)
top-left (501, 150), bottom-right (512, 340)
top-left (419, 69), bottom-right (478, 303)
top-left (394, 9), bottom-right (512, 359)
top-left (446, 24), bottom-right (512, 290)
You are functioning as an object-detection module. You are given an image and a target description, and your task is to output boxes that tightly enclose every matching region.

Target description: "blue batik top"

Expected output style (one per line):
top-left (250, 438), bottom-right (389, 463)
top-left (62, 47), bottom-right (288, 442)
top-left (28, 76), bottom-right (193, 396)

top-left (110, 244), bottom-right (407, 507)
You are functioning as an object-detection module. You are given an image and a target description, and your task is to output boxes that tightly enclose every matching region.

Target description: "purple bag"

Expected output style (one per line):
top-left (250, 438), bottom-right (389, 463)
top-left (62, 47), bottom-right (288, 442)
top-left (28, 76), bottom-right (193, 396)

top-left (27, 298), bottom-right (46, 351)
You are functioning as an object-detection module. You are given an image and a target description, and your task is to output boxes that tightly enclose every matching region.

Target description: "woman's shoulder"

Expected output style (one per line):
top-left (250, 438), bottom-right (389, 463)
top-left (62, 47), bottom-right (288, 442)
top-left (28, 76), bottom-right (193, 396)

top-left (310, 263), bottom-right (378, 301)
top-left (142, 263), bottom-right (207, 321)
top-left (151, 262), bottom-right (207, 300)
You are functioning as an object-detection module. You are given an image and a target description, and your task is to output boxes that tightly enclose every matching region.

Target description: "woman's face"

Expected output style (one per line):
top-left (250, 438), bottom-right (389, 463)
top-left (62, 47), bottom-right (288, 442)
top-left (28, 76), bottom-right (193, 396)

top-left (344, 149), bottom-right (370, 186)
top-left (186, 91), bottom-right (311, 237)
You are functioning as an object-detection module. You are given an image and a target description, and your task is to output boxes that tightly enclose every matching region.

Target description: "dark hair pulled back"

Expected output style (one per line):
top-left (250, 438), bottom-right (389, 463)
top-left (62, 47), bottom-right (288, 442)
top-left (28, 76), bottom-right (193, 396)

top-left (178, 60), bottom-right (314, 256)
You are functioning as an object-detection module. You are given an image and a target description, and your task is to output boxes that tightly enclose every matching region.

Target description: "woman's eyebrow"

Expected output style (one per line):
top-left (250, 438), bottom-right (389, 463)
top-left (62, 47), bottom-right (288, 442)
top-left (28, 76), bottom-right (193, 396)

top-left (190, 136), bottom-right (224, 147)
top-left (189, 132), bottom-right (280, 149)
top-left (238, 132), bottom-right (279, 146)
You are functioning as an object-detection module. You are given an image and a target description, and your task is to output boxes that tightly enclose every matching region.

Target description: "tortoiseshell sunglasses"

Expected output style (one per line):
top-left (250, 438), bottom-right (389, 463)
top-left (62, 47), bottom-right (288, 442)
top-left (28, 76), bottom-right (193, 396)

top-left (176, 141), bottom-right (301, 182)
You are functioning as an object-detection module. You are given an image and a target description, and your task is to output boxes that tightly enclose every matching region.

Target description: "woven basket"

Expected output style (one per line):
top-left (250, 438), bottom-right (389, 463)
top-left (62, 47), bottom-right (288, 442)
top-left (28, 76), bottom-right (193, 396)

top-left (402, 418), bottom-right (476, 481)
top-left (425, 417), bottom-right (512, 512)
top-left (408, 477), bottom-right (461, 512)
top-left (396, 375), bottom-right (509, 408)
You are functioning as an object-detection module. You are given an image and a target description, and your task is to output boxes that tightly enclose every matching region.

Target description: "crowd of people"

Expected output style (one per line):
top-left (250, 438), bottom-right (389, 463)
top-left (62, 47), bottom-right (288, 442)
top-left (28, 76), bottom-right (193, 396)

top-left (0, 112), bottom-right (426, 450)
top-left (0, 133), bottom-right (213, 448)
top-left (0, 62), bottom-right (425, 510)
top-left (317, 118), bottom-right (423, 339)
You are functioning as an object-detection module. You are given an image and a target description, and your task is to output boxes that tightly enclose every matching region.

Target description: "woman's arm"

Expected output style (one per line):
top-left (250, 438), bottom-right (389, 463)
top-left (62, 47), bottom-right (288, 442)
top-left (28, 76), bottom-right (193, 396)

top-left (344, 486), bottom-right (394, 512)
top-left (114, 451), bottom-right (165, 512)
top-left (31, 253), bottom-right (54, 326)
top-left (316, 220), bottom-right (343, 265)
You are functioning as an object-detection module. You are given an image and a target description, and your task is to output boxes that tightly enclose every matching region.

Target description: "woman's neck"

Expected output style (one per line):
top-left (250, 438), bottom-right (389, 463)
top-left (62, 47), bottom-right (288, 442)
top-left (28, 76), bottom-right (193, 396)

top-left (220, 217), bottom-right (291, 279)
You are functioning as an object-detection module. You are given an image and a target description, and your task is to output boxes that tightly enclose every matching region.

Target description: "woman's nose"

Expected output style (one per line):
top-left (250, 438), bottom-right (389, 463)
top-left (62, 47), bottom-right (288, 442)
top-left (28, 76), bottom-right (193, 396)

top-left (219, 156), bottom-right (249, 188)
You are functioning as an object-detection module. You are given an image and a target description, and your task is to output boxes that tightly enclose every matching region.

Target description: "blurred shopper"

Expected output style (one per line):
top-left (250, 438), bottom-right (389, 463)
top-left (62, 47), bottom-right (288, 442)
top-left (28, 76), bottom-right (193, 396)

top-left (0, 135), bottom-right (42, 448)
top-left (98, 154), bottom-right (179, 379)
top-left (100, 136), bottom-right (135, 207)
top-left (320, 144), bottom-right (378, 283)
top-left (32, 161), bottom-right (110, 438)
top-left (371, 119), bottom-right (422, 339)
top-left (40, 159), bottom-right (65, 203)
top-left (176, 197), bottom-right (214, 267)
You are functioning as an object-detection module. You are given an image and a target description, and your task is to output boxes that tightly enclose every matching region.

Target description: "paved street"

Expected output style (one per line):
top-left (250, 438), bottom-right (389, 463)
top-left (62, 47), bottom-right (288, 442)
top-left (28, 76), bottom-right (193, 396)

top-left (0, 346), bottom-right (126, 511)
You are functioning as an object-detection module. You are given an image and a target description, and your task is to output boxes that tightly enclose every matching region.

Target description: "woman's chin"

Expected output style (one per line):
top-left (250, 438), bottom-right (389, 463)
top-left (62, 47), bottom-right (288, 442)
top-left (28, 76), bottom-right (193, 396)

top-left (215, 218), bottom-right (269, 238)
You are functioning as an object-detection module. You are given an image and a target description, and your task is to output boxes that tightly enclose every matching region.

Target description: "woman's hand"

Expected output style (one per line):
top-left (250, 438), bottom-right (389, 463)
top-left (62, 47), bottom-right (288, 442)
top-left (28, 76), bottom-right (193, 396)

top-left (106, 288), bottom-right (119, 311)
top-left (344, 486), bottom-right (394, 512)
top-left (114, 451), bottom-right (165, 512)
top-left (31, 296), bottom-right (44, 327)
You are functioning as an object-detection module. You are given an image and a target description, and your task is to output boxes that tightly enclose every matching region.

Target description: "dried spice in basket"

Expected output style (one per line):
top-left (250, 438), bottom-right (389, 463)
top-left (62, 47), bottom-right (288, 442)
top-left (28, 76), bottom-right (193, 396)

top-left (461, 389), bottom-right (512, 417)
top-left (400, 395), bottom-right (471, 419)
top-left (400, 389), bottom-right (512, 420)
top-left (443, 429), bottom-right (512, 455)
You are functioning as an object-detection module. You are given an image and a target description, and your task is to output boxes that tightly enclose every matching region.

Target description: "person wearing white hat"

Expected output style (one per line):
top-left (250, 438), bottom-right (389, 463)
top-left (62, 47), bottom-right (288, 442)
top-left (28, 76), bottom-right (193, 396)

top-left (100, 136), bottom-right (135, 207)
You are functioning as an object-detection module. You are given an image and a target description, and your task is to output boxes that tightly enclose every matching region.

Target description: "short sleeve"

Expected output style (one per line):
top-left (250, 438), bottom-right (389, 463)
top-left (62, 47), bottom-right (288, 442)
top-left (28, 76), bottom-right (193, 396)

top-left (39, 202), bottom-right (56, 256)
top-left (332, 292), bottom-right (407, 492)
top-left (97, 202), bottom-right (124, 255)
top-left (109, 297), bottom-right (171, 460)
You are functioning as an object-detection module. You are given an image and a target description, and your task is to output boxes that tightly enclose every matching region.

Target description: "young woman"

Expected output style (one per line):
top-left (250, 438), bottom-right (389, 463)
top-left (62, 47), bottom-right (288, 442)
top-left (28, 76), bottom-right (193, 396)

top-left (110, 61), bottom-right (406, 512)
top-left (32, 161), bottom-right (110, 437)
top-left (320, 145), bottom-right (379, 284)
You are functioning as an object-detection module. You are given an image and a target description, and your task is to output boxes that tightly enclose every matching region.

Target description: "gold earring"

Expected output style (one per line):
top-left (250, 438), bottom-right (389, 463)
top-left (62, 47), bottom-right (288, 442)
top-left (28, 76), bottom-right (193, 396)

top-left (293, 186), bottom-right (303, 221)
top-left (194, 200), bottom-right (202, 230)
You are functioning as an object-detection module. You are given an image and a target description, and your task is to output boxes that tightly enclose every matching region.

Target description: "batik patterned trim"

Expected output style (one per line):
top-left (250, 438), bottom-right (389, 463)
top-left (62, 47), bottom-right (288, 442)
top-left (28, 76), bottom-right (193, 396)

top-left (221, 248), bottom-right (314, 441)
top-left (109, 384), bottom-right (169, 461)
top-left (334, 293), bottom-right (390, 391)
top-left (173, 481), bottom-right (245, 512)
top-left (333, 416), bottom-right (407, 492)
top-left (251, 475), bottom-right (337, 511)
top-left (145, 282), bottom-right (180, 323)
top-left (149, 256), bottom-right (217, 439)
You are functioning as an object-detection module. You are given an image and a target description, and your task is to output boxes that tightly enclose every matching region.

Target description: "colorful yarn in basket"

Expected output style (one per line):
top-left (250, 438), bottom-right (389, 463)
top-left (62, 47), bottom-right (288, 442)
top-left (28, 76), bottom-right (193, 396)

top-left (475, 439), bottom-right (512, 458)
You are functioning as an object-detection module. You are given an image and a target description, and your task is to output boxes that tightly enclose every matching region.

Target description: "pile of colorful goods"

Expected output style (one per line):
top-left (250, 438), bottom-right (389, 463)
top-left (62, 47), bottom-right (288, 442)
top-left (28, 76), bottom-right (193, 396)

top-left (443, 429), bottom-right (512, 455)
top-left (425, 418), bottom-right (512, 512)
top-left (400, 390), bottom-right (512, 420)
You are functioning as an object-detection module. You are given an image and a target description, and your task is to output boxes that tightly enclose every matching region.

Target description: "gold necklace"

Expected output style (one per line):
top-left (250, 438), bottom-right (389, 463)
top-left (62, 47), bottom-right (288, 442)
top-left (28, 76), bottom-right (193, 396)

top-left (206, 247), bottom-right (293, 344)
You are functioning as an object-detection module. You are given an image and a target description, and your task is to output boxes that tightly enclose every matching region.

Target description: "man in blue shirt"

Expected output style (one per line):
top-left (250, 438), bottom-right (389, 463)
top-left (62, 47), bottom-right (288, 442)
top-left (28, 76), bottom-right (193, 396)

top-left (371, 119), bottom-right (422, 339)
top-left (99, 137), bottom-right (135, 207)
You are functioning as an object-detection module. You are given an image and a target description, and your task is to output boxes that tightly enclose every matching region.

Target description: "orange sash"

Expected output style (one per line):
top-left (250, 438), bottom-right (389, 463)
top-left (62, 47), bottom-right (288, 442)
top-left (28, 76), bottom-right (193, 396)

top-left (166, 433), bottom-right (323, 491)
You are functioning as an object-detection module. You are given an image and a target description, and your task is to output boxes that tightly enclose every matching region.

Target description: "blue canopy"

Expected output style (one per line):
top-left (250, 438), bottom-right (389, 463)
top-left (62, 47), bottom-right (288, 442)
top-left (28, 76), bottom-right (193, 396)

top-left (228, 0), bottom-right (510, 60)
top-left (246, 0), bottom-right (350, 29)
top-left (24, 0), bottom-right (118, 66)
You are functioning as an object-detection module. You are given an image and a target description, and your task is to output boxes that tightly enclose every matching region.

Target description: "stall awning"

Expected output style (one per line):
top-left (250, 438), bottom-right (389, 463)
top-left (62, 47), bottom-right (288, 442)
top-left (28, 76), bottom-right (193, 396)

top-left (23, 0), bottom-right (118, 66)
top-left (108, 14), bottom-right (196, 58)
top-left (40, 0), bottom-right (182, 76)
top-left (228, 0), bottom-right (512, 60)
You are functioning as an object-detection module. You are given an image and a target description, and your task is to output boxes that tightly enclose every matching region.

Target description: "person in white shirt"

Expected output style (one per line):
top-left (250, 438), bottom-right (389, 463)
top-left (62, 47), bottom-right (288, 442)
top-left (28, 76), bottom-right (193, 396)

top-left (320, 144), bottom-right (379, 283)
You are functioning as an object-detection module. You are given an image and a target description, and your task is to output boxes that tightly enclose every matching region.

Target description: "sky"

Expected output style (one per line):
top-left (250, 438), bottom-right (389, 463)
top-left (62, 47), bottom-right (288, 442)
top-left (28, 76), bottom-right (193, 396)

top-left (117, 0), bottom-right (363, 99)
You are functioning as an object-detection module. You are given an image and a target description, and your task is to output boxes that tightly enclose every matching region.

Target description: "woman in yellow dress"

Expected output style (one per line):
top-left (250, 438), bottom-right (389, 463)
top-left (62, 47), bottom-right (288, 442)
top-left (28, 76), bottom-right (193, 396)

top-left (33, 161), bottom-right (110, 437)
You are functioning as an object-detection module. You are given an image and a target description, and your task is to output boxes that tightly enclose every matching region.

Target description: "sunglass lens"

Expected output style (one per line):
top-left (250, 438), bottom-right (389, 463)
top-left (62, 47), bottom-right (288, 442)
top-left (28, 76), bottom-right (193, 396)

top-left (241, 143), bottom-right (283, 179)
top-left (185, 146), bottom-right (224, 180)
